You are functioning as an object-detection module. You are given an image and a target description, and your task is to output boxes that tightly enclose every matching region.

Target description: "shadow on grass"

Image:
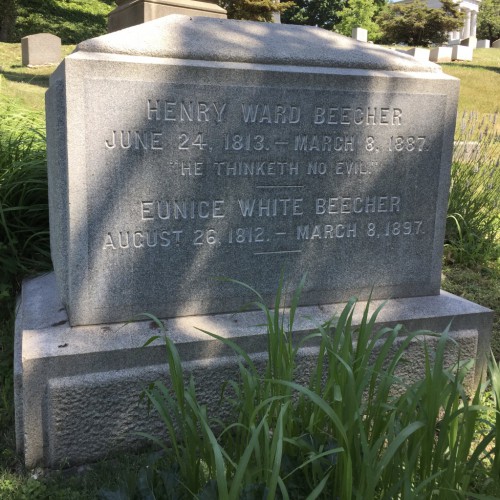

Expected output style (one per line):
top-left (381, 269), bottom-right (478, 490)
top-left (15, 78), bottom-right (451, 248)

top-left (0, 70), bottom-right (50, 88)
top-left (441, 63), bottom-right (500, 75)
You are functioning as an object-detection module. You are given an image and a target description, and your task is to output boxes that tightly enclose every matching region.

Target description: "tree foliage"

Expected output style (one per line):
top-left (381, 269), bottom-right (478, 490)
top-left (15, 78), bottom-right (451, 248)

top-left (281, 0), bottom-right (344, 31)
top-left (377, 0), bottom-right (464, 47)
top-left (336, 0), bottom-right (381, 40)
top-left (1, 0), bottom-right (114, 43)
top-left (477, 0), bottom-right (500, 41)
top-left (221, 0), bottom-right (294, 22)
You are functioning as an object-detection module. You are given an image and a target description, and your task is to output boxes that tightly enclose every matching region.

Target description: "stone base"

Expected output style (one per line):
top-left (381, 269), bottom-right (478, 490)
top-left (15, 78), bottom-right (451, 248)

top-left (108, 0), bottom-right (227, 32)
top-left (15, 273), bottom-right (492, 468)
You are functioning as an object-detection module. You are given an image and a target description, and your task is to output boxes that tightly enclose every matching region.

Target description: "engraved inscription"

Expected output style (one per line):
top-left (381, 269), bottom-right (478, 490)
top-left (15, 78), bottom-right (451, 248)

top-left (89, 83), bottom-right (444, 287)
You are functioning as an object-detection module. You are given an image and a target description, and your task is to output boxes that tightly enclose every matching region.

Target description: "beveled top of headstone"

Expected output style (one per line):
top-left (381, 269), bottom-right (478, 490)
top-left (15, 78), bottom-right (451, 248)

top-left (75, 14), bottom-right (440, 73)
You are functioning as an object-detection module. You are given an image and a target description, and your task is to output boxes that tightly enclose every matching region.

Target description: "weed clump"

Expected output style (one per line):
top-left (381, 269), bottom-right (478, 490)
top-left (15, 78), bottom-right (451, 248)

top-left (447, 111), bottom-right (500, 266)
top-left (103, 280), bottom-right (500, 499)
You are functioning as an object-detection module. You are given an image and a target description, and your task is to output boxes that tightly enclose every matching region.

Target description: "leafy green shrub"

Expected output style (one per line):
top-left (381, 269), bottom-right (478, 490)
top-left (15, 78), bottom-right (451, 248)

top-left (446, 111), bottom-right (500, 266)
top-left (103, 280), bottom-right (500, 498)
top-left (0, 102), bottom-right (51, 313)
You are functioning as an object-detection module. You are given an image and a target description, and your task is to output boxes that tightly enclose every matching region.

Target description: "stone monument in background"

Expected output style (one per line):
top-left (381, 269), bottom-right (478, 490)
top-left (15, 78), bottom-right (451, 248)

top-left (15, 15), bottom-right (492, 467)
top-left (108, 0), bottom-right (226, 32)
top-left (21, 33), bottom-right (61, 67)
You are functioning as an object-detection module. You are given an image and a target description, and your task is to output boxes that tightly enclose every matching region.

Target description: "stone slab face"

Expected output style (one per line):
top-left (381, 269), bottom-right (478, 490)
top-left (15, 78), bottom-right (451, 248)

top-left (476, 40), bottom-right (490, 49)
top-left (15, 273), bottom-right (492, 467)
top-left (492, 39), bottom-right (500, 48)
top-left (452, 45), bottom-right (473, 61)
top-left (351, 27), bottom-right (367, 42)
top-left (21, 33), bottom-right (61, 67)
top-left (430, 46), bottom-right (453, 63)
top-left (46, 15), bottom-right (459, 326)
top-left (461, 36), bottom-right (477, 49)
top-left (108, 0), bottom-right (226, 32)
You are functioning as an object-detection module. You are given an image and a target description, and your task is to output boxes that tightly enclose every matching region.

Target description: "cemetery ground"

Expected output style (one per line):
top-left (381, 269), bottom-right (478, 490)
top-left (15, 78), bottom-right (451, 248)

top-left (0, 42), bottom-right (499, 498)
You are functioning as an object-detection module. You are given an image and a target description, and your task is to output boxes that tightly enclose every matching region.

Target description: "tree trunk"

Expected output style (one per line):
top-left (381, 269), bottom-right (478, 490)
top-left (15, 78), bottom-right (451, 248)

top-left (0, 0), bottom-right (17, 42)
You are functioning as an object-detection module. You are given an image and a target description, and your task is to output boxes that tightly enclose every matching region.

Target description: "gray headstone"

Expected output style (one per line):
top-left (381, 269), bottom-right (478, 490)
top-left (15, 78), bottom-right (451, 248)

top-left (18, 14), bottom-right (494, 470)
top-left (46, 15), bottom-right (459, 326)
top-left (476, 40), bottom-right (490, 49)
top-left (492, 39), bottom-right (500, 49)
top-left (21, 33), bottom-right (61, 67)
top-left (429, 46), bottom-right (453, 63)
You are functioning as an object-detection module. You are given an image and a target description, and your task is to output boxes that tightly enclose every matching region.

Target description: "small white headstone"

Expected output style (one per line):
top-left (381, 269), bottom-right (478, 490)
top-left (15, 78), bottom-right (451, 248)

top-left (460, 36), bottom-right (477, 49)
top-left (452, 45), bottom-right (473, 61)
top-left (476, 40), bottom-right (490, 49)
top-left (21, 33), bottom-right (61, 67)
top-left (351, 27), bottom-right (368, 43)
top-left (405, 47), bottom-right (430, 62)
top-left (429, 46), bottom-right (453, 63)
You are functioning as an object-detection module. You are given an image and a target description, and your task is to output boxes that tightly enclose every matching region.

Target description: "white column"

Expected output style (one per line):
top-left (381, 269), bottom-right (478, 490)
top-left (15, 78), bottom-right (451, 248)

top-left (462, 10), bottom-right (471, 39)
top-left (470, 11), bottom-right (477, 37)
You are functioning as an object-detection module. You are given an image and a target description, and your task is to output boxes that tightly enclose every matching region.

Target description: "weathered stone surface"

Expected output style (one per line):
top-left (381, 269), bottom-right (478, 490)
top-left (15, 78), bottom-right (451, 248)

top-left (351, 27), bottom-right (367, 42)
top-left (452, 45), bottom-right (473, 60)
top-left (46, 15), bottom-right (458, 326)
top-left (430, 46), bottom-right (453, 63)
top-left (108, 0), bottom-right (227, 32)
top-left (21, 33), bottom-right (61, 67)
top-left (15, 273), bottom-right (492, 466)
top-left (491, 39), bottom-right (500, 49)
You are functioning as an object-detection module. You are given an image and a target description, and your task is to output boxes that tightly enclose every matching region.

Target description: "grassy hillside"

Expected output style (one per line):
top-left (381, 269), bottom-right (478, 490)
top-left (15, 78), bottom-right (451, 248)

top-left (441, 48), bottom-right (500, 120)
top-left (14, 0), bottom-right (114, 44)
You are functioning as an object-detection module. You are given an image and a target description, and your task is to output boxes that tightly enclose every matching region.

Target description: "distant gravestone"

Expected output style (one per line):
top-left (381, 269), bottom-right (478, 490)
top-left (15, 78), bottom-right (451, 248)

top-left (21, 33), bottom-right (61, 67)
top-left (429, 46), bottom-right (453, 63)
top-left (461, 36), bottom-right (477, 49)
top-left (351, 27), bottom-right (368, 42)
top-left (476, 40), bottom-right (490, 49)
top-left (452, 45), bottom-right (473, 61)
top-left (405, 47), bottom-right (430, 62)
top-left (15, 15), bottom-right (493, 468)
top-left (492, 39), bottom-right (500, 48)
top-left (108, 0), bottom-right (226, 32)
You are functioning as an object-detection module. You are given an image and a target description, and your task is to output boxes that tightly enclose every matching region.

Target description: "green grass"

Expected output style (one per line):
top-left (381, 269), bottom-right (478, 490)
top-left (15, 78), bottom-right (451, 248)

top-left (0, 44), bottom-right (75, 117)
top-left (441, 49), bottom-right (500, 131)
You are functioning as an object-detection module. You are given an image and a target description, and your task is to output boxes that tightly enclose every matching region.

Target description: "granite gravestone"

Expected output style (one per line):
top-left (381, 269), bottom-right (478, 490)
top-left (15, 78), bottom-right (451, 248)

top-left (476, 40), bottom-right (490, 49)
top-left (48, 16), bottom-right (457, 326)
top-left (16, 15), bottom-right (492, 467)
top-left (21, 33), bottom-right (61, 67)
